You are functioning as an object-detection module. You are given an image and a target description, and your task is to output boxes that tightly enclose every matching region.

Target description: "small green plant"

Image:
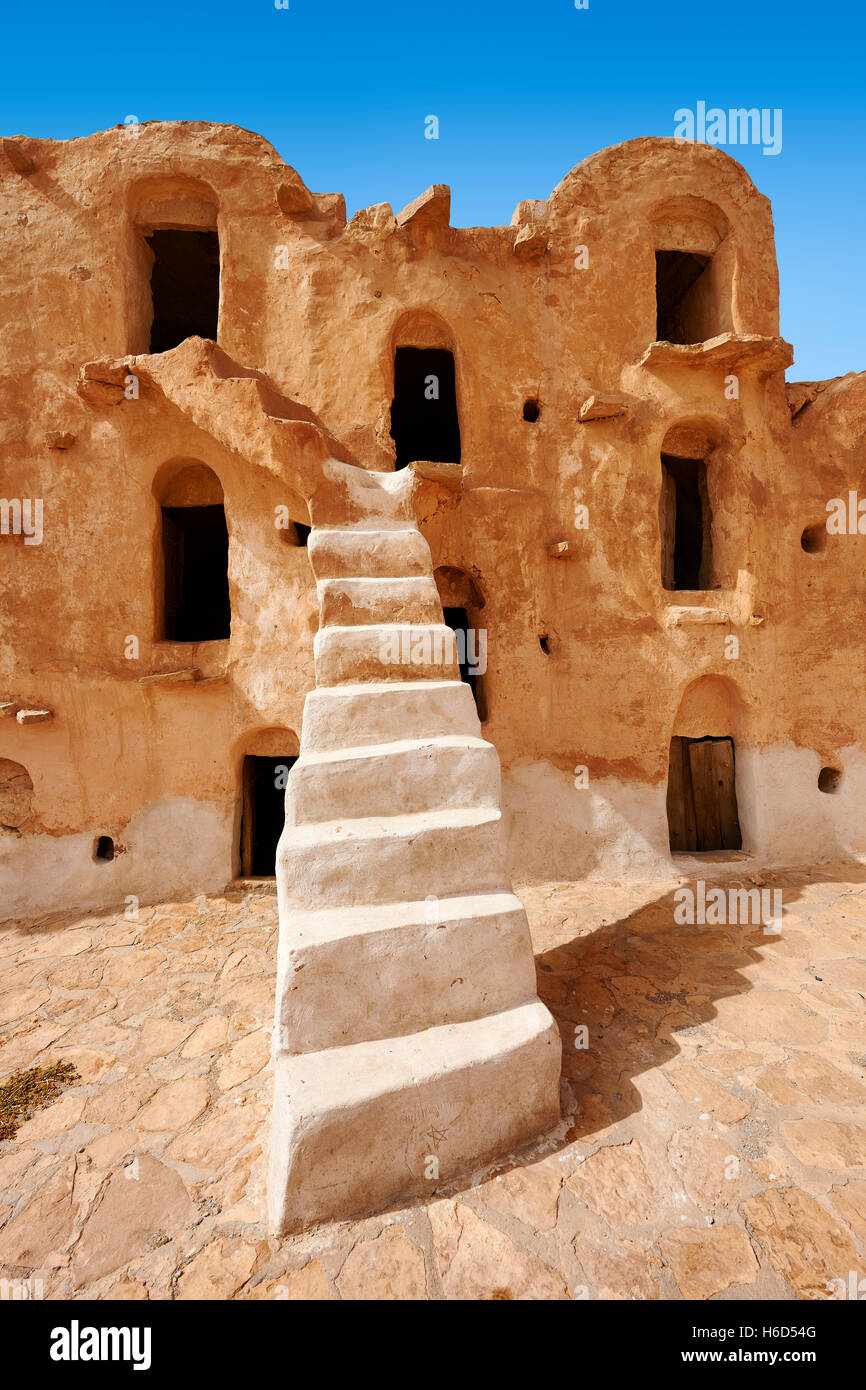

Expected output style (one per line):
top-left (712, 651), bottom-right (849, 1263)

top-left (0, 1062), bottom-right (80, 1141)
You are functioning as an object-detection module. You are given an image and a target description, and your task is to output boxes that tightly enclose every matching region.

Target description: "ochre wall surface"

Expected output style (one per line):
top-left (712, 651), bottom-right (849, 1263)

top-left (1, 121), bottom-right (863, 916)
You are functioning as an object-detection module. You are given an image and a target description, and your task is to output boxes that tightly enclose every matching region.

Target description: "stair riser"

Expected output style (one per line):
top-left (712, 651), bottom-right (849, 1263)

top-left (300, 682), bottom-right (481, 753)
top-left (275, 909), bottom-right (537, 1052)
top-left (277, 816), bottom-right (509, 908)
top-left (308, 529), bottom-right (431, 579)
top-left (315, 627), bottom-right (460, 685)
top-left (318, 577), bottom-right (442, 627)
top-left (268, 1010), bottom-right (562, 1234)
top-left (288, 742), bottom-right (500, 823)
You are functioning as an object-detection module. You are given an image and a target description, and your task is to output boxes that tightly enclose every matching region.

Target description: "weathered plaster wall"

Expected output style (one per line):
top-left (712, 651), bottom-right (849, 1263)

top-left (1, 121), bottom-right (863, 915)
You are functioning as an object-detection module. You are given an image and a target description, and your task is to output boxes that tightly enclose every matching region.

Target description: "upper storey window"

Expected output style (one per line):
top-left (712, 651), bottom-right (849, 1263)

top-left (650, 197), bottom-right (732, 346)
top-left (390, 346), bottom-right (461, 470)
top-left (655, 250), bottom-right (713, 344)
top-left (128, 179), bottom-right (221, 355)
top-left (146, 229), bottom-right (219, 352)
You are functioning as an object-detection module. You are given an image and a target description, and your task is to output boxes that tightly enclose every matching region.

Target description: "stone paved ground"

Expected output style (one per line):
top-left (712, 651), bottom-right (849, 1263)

top-left (0, 867), bottom-right (864, 1300)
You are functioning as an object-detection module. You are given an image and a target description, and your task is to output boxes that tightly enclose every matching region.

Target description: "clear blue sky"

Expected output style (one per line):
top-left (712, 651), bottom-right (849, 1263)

top-left (3, 0), bottom-right (864, 381)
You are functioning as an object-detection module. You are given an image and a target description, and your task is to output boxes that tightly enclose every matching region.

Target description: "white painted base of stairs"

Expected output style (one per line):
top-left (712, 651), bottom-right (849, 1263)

top-left (268, 458), bottom-right (560, 1234)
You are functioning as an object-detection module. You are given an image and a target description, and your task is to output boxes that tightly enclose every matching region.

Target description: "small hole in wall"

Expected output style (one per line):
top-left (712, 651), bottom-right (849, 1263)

top-left (801, 523), bottom-right (827, 555)
top-left (818, 766), bottom-right (842, 794)
top-left (539, 635), bottom-right (551, 654)
top-left (94, 835), bottom-right (115, 862)
top-left (523, 399), bottom-right (540, 423)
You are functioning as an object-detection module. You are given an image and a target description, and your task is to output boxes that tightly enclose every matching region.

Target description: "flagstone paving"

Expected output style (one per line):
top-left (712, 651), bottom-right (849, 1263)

top-left (0, 867), bottom-right (864, 1300)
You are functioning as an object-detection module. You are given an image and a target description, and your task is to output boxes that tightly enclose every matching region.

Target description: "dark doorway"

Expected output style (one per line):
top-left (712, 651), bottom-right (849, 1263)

top-left (660, 453), bottom-right (712, 590)
top-left (146, 229), bottom-right (220, 353)
top-left (241, 755), bottom-right (296, 876)
top-left (162, 504), bottom-right (230, 641)
top-left (655, 250), bottom-right (713, 344)
top-left (667, 735), bottom-right (741, 852)
top-left (390, 347), bottom-right (461, 469)
top-left (443, 606), bottom-right (487, 721)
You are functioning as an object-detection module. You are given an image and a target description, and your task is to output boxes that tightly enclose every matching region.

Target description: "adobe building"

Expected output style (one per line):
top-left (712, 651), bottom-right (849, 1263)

top-left (3, 118), bottom-right (866, 1229)
top-left (2, 121), bottom-right (864, 924)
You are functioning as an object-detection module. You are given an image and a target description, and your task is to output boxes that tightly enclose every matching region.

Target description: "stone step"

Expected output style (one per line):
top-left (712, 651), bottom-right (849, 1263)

top-left (308, 527), bottom-right (431, 580)
top-left (318, 576), bottom-right (442, 627)
top-left (268, 1000), bottom-right (562, 1234)
top-left (277, 805), bottom-right (509, 908)
top-left (275, 891), bottom-right (537, 1053)
top-left (314, 623), bottom-right (459, 685)
top-left (300, 680), bottom-right (480, 754)
top-left (310, 459), bottom-right (414, 530)
top-left (287, 734), bottom-right (500, 824)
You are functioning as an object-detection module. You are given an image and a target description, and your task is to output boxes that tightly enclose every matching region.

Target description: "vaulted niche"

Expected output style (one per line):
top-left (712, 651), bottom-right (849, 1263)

top-left (128, 179), bottom-right (220, 355)
top-left (155, 462), bottom-right (230, 642)
top-left (390, 347), bottom-right (461, 470)
top-left (651, 197), bottom-right (732, 345)
top-left (655, 251), bottom-right (713, 344)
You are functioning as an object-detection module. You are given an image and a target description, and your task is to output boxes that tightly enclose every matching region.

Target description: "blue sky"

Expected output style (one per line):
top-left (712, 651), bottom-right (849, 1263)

top-left (3, 0), bottom-right (864, 380)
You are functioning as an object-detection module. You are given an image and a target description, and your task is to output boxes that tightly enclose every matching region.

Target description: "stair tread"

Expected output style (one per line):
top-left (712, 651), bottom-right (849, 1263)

top-left (285, 890), bottom-right (524, 940)
top-left (282, 803), bottom-right (500, 846)
top-left (298, 734), bottom-right (491, 767)
top-left (274, 1000), bottom-right (554, 1110)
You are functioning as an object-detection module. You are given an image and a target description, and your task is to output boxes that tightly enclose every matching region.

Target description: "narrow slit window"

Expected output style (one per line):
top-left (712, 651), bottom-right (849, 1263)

top-left (443, 606), bottom-right (486, 720)
top-left (390, 347), bottom-right (461, 470)
top-left (660, 453), bottom-right (713, 591)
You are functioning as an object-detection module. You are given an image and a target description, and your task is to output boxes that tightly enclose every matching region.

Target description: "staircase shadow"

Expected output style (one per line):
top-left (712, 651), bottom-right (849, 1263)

top-left (529, 870), bottom-right (840, 1144)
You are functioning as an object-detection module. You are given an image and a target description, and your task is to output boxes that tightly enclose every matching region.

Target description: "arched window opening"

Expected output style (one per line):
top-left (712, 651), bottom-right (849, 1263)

top-left (129, 180), bottom-right (220, 354)
top-left (390, 347), bottom-right (461, 470)
top-left (660, 452), bottom-right (712, 590)
top-left (651, 197), bottom-right (731, 345)
top-left (156, 462), bottom-right (230, 642)
top-left (146, 229), bottom-right (220, 352)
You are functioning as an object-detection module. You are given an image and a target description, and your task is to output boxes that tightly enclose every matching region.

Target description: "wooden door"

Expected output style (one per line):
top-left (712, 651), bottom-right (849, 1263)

top-left (666, 735), bottom-right (741, 852)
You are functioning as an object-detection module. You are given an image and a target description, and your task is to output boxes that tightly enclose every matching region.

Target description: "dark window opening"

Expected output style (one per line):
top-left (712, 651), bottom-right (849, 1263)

top-left (523, 399), bottom-right (541, 423)
top-left (146, 229), bottom-right (220, 354)
top-left (94, 835), bottom-right (115, 862)
top-left (241, 755), bottom-right (297, 876)
top-left (655, 250), bottom-right (713, 345)
top-left (666, 735), bottom-right (742, 852)
top-left (294, 523), bottom-right (311, 547)
top-left (539, 634), bottom-right (551, 654)
top-left (818, 766), bottom-right (842, 794)
top-left (390, 347), bottom-right (461, 470)
top-left (660, 453), bottom-right (712, 590)
top-left (162, 504), bottom-right (230, 641)
top-left (443, 606), bottom-right (486, 721)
